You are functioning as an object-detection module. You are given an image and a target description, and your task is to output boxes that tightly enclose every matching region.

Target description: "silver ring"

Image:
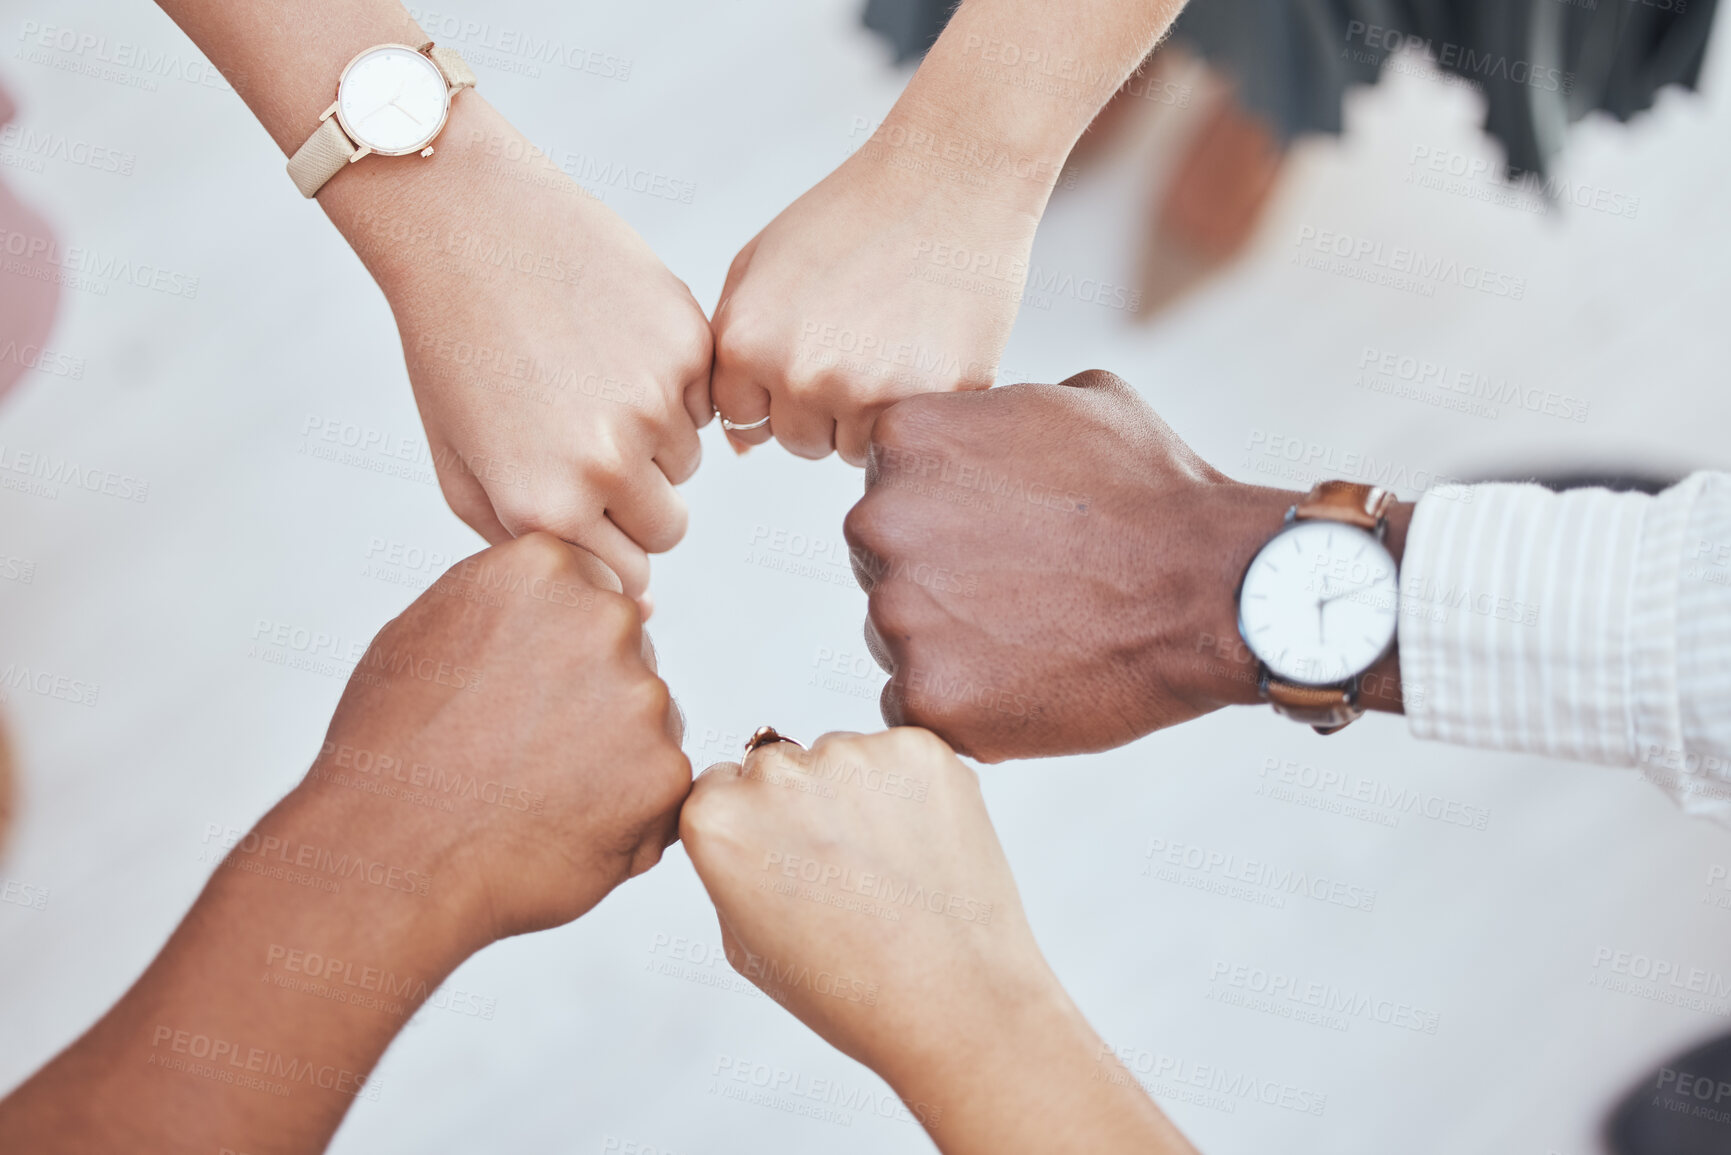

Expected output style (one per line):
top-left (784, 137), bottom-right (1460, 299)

top-left (718, 411), bottom-right (771, 433)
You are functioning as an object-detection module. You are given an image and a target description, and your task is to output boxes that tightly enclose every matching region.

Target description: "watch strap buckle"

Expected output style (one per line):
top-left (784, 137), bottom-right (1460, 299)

top-left (1260, 669), bottom-right (1366, 735)
top-left (1294, 481), bottom-right (1394, 535)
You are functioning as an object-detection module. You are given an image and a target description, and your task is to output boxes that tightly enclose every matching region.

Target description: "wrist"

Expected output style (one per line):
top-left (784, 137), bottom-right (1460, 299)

top-left (895, 21), bottom-right (1108, 170)
top-left (259, 774), bottom-right (495, 971)
top-left (1174, 482), bottom-right (1302, 711)
top-left (878, 971), bottom-right (1071, 1114)
top-left (1180, 486), bottom-right (1416, 714)
top-left (881, 975), bottom-right (1166, 1152)
top-left (316, 96), bottom-right (592, 303)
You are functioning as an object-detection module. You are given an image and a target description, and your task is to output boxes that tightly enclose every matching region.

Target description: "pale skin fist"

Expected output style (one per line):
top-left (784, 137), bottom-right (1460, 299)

top-left (678, 728), bottom-right (1050, 1084)
top-left (708, 138), bottom-right (1040, 465)
top-left (843, 370), bottom-right (1295, 762)
top-left (375, 113), bottom-right (714, 614)
top-left (309, 532), bottom-right (692, 943)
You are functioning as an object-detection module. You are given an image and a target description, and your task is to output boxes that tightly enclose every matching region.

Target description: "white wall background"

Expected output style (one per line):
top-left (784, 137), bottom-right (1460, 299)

top-left (1, 2), bottom-right (1729, 1152)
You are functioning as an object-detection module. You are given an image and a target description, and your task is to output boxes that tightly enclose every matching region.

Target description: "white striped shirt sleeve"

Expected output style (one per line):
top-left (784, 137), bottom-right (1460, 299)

top-left (1397, 472), bottom-right (1731, 821)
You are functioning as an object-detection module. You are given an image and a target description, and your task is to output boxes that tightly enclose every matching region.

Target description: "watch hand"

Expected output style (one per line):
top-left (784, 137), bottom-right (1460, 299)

top-left (360, 80), bottom-right (411, 124)
top-left (390, 98), bottom-right (425, 126)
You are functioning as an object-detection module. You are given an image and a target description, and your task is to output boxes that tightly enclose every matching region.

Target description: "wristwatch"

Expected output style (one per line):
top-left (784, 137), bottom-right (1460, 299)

top-left (1236, 481), bottom-right (1400, 734)
top-left (286, 41), bottom-right (477, 199)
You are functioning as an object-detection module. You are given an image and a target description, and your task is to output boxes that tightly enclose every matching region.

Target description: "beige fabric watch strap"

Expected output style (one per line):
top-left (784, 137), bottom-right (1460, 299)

top-left (287, 115), bottom-right (359, 199)
top-left (426, 43), bottom-right (477, 92)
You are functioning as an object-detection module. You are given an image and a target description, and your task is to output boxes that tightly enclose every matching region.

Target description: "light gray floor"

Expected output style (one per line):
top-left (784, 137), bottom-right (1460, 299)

top-left (2, 2), bottom-right (1729, 1152)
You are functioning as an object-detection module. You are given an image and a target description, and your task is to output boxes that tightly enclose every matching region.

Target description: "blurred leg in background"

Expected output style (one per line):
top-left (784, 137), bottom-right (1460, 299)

top-left (0, 79), bottom-right (62, 406)
top-left (863, 0), bottom-right (1720, 320)
top-left (0, 699), bottom-right (12, 861)
top-left (0, 75), bottom-right (65, 859)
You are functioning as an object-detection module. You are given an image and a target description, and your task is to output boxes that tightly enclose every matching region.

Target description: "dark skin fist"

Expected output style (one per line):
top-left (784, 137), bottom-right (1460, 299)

top-left (309, 532), bottom-right (692, 944)
top-left (843, 370), bottom-right (1352, 762)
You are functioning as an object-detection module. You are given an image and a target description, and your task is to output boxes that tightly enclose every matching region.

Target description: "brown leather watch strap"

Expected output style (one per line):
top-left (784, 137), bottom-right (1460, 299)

top-left (1263, 678), bottom-right (1365, 735)
top-left (1293, 480), bottom-right (1394, 531)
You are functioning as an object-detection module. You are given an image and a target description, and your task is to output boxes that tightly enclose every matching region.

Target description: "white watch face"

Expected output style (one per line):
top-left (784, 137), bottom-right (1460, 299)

top-left (336, 46), bottom-right (449, 156)
top-left (1238, 520), bottom-right (1400, 687)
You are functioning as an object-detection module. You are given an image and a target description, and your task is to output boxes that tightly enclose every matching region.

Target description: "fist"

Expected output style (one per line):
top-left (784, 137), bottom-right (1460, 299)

top-left (844, 371), bottom-right (1273, 761)
top-left (679, 729), bottom-right (1051, 1091)
top-left (308, 533), bottom-right (691, 943)
top-left (708, 139), bottom-right (1041, 464)
top-left (377, 111), bottom-right (716, 614)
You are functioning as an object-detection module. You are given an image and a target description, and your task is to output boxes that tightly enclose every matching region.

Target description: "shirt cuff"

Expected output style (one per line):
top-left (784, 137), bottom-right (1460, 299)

top-left (1397, 481), bottom-right (1655, 765)
top-left (1397, 474), bottom-right (1731, 821)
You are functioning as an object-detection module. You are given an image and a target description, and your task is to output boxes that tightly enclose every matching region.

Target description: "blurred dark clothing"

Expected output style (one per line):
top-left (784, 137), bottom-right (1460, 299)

top-left (861, 0), bottom-right (1721, 175)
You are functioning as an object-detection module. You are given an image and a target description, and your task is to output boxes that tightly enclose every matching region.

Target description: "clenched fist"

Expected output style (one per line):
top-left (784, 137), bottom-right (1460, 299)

top-left (0, 534), bottom-right (693, 1155)
top-left (679, 728), bottom-right (1194, 1154)
top-left (707, 118), bottom-right (1047, 464)
top-left (311, 531), bottom-right (692, 940)
top-left (351, 101), bottom-right (714, 614)
top-left (844, 370), bottom-right (1300, 761)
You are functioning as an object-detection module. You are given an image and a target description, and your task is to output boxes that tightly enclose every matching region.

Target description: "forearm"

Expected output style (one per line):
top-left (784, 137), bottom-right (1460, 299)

top-left (151, 1), bottom-right (548, 295)
top-left (154, 0), bottom-right (424, 153)
top-left (0, 785), bottom-right (481, 1155)
top-left (888, 982), bottom-right (1195, 1155)
top-left (891, 0), bottom-right (1187, 174)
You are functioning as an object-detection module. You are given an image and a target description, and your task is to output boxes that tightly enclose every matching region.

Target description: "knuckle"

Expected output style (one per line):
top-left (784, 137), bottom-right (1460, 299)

top-left (633, 675), bottom-right (674, 724)
top-left (644, 497), bottom-right (691, 554)
top-left (893, 696), bottom-right (965, 753)
top-left (663, 440), bottom-right (703, 486)
top-left (577, 439), bottom-right (631, 492)
top-left (869, 394), bottom-right (933, 450)
top-left (672, 314), bottom-right (714, 376)
top-left (868, 579), bottom-right (923, 640)
top-left (644, 742), bottom-right (694, 811)
top-left (590, 591), bottom-right (644, 647)
top-left (890, 725), bottom-right (953, 763)
top-left (811, 733), bottom-right (874, 777)
top-left (714, 312), bottom-right (778, 370)
top-left (746, 740), bottom-right (805, 780)
top-left (779, 368), bottom-right (828, 404)
top-left (488, 488), bottom-right (541, 536)
top-left (493, 485), bottom-right (579, 538)
top-left (433, 468), bottom-right (478, 512)
top-left (628, 840), bottom-right (668, 877)
top-left (808, 730), bottom-right (862, 760)
top-left (842, 497), bottom-right (885, 554)
top-left (497, 531), bottom-right (575, 577)
top-left (679, 782), bottom-right (739, 853)
top-left (880, 680), bottom-right (920, 730)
